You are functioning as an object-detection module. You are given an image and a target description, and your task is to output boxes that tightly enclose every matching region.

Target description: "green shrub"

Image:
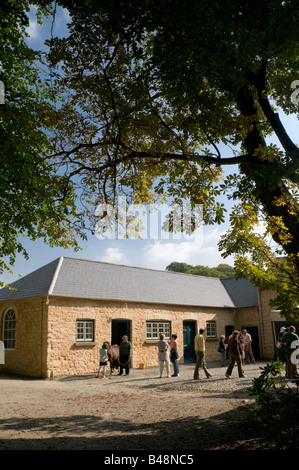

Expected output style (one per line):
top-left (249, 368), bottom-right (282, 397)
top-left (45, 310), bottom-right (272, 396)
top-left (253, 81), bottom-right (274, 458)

top-left (248, 361), bottom-right (299, 449)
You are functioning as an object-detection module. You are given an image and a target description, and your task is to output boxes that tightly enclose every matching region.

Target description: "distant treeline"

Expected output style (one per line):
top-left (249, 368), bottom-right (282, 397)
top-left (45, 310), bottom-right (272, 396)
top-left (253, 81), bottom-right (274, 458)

top-left (166, 262), bottom-right (234, 278)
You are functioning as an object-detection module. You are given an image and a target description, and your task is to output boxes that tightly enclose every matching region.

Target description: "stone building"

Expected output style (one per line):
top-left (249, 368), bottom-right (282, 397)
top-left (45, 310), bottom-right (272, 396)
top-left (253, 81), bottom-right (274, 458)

top-left (0, 256), bottom-right (285, 377)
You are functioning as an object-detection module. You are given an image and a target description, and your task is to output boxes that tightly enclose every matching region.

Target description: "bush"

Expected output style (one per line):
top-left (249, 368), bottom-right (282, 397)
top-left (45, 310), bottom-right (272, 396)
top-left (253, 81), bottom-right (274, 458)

top-left (248, 361), bottom-right (299, 449)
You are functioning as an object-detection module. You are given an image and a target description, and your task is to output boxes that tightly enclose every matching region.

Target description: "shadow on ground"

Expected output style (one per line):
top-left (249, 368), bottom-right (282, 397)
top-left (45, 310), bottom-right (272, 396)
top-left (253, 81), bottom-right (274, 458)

top-left (0, 406), bottom-right (263, 451)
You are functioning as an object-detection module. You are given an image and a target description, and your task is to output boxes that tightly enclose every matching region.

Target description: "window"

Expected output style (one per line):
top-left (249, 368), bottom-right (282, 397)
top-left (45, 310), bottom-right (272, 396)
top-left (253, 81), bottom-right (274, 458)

top-left (76, 320), bottom-right (94, 343)
top-left (146, 321), bottom-right (170, 340)
top-left (3, 308), bottom-right (16, 350)
top-left (206, 321), bottom-right (216, 339)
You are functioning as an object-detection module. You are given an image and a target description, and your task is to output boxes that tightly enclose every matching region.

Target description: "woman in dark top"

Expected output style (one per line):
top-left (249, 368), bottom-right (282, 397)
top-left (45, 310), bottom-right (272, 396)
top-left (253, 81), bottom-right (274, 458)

top-left (225, 330), bottom-right (246, 378)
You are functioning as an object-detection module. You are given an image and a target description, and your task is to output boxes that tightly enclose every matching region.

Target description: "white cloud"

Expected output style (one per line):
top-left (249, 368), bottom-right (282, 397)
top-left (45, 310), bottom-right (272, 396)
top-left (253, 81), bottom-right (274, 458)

top-left (98, 247), bottom-right (127, 264)
top-left (25, 19), bottom-right (41, 40)
top-left (142, 226), bottom-right (235, 270)
top-left (144, 240), bottom-right (199, 267)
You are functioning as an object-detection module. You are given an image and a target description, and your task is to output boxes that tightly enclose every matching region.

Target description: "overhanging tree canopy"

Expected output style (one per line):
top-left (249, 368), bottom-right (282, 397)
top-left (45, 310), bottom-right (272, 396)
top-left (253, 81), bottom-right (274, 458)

top-left (39, 0), bottom-right (298, 317)
top-left (3, 0), bottom-right (299, 316)
top-left (0, 0), bottom-right (82, 286)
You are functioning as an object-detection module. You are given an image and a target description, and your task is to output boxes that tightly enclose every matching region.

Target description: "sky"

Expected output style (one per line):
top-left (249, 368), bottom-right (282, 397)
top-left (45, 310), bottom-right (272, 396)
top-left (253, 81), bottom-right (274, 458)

top-left (3, 6), bottom-right (297, 284)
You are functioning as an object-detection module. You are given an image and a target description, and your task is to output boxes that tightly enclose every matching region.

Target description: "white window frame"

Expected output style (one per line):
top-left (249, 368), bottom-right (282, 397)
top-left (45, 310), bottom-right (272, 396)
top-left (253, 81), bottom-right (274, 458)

top-left (146, 321), bottom-right (171, 340)
top-left (206, 320), bottom-right (217, 339)
top-left (76, 320), bottom-right (94, 343)
top-left (3, 308), bottom-right (16, 350)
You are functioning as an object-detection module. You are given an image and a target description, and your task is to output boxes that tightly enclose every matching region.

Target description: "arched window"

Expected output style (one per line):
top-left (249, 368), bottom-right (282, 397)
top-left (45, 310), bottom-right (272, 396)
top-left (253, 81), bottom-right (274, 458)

top-left (3, 308), bottom-right (16, 350)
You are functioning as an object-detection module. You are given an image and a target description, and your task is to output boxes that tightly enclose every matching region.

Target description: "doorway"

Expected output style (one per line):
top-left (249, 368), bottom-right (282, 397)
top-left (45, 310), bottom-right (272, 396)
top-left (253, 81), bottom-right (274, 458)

top-left (183, 321), bottom-right (196, 363)
top-left (111, 320), bottom-right (131, 346)
top-left (242, 326), bottom-right (260, 360)
top-left (225, 325), bottom-right (234, 339)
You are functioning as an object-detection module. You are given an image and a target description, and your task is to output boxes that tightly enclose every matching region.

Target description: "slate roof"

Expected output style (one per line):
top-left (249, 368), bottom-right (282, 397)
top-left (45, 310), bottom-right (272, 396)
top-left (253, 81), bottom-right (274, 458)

top-left (0, 256), bottom-right (258, 308)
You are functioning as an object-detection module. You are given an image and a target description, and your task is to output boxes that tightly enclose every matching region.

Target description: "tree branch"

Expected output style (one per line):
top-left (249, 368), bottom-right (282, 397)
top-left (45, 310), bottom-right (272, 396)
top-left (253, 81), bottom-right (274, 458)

top-left (48, 142), bottom-right (258, 168)
top-left (246, 60), bottom-right (298, 155)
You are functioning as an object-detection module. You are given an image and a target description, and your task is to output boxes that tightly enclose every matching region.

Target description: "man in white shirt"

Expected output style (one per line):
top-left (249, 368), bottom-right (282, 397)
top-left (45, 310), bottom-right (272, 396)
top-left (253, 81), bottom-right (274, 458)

top-left (241, 329), bottom-right (255, 364)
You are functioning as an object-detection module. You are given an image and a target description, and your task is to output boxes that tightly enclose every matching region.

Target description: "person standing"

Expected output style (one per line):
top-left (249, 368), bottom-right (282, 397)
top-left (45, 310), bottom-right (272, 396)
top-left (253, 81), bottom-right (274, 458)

top-left (281, 326), bottom-right (299, 379)
top-left (157, 334), bottom-right (170, 378)
top-left (193, 328), bottom-right (212, 380)
top-left (118, 335), bottom-right (132, 376)
top-left (241, 329), bottom-right (255, 364)
top-left (170, 334), bottom-right (180, 377)
top-left (278, 327), bottom-right (286, 346)
top-left (218, 335), bottom-right (226, 367)
top-left (95, 341), bottom-right (109, 378)
top-left (225, 330), bottom-right (246, 378)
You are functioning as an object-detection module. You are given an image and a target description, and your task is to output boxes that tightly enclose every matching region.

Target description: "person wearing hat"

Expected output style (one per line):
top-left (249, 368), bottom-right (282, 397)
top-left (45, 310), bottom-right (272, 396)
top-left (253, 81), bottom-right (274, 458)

top-left (278, 327), bottom-right (286, 347)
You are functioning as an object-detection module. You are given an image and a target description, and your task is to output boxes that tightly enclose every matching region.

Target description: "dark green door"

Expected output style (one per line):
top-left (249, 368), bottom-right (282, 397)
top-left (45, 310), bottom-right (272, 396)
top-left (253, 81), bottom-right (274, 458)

top-left (183, 321), bottom-right (196, 363)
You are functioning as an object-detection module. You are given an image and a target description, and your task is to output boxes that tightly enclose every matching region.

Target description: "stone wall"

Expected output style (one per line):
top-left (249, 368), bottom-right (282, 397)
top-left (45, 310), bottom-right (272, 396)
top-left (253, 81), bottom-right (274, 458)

top-left (258, 289), bottom-right (279, 358)
top-left (0, 294), bottom-right (269, 378)
top-left (0, 297), bottom-right (48, 377)
top-left (46, 297), bottom-right (237, 377)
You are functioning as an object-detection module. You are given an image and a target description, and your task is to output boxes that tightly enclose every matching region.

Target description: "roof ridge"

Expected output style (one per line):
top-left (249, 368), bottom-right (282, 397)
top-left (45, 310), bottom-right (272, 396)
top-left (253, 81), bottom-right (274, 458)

top-left (48, 256), bottom-right (64, 295)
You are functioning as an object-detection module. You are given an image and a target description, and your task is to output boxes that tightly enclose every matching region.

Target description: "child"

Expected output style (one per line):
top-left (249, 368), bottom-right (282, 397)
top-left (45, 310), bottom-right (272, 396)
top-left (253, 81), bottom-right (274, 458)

top-left (95, 342), bottom-right (109, 378)
top-left (170, 334), bottom-right (180, 377)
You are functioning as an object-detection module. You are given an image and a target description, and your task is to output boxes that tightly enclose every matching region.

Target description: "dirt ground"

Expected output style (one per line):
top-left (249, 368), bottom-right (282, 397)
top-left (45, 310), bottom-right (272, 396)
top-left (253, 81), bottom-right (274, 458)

top-left (0, 361), bottom-right (267, 451)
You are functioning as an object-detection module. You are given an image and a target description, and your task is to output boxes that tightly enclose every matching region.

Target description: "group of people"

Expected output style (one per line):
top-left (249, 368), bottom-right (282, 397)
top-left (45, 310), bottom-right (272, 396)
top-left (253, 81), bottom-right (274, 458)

top-left (94, 326), bottom-right (297, 381)
top-left (217, 329), bottom-right (255, 375)
top-left (277, 325), bottom-right (299, 379)
top-left (95, 335), bottom-right (133, 379)
top-left (157, 333), bottom-right (180, 377)
top-left (193, 328), bottom-right (254, 380)
top-left (157, 328), bottom-right (256, 380)
top-left (95, 333), bottom-right (180, 379)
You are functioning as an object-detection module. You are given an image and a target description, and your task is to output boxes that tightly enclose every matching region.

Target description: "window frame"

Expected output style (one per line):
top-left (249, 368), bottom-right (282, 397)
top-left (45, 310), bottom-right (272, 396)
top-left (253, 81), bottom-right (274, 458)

top-left (3, 308), bottom-right (16, 350)
top-left (146, 321), bottom-right (171, 341)
top-left (206, 320), bottom-right (217, 339)
top-left (76, 319), bottom-right (95, 343)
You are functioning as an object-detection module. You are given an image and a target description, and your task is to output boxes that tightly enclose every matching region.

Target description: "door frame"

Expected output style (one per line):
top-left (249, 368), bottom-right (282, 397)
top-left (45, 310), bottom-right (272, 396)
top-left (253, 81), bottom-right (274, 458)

top-left (183, 320), bottom-right (196, 363)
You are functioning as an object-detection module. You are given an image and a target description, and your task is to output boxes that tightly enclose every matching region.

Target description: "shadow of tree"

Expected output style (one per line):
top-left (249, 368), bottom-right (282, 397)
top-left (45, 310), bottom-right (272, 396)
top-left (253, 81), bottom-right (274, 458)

top-left (0, 405), bottom-right (263, 450)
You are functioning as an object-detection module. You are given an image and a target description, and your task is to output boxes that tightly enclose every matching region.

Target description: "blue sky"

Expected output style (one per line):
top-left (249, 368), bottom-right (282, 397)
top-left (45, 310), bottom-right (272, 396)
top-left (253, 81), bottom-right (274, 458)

top-left (3, 5), bottom-right (297, 284)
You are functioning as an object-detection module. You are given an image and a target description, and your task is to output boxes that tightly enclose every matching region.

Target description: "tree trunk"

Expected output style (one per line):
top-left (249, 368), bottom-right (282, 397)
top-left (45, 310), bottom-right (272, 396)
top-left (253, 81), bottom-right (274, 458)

top-left (237, 87), bottom-right (299, 271)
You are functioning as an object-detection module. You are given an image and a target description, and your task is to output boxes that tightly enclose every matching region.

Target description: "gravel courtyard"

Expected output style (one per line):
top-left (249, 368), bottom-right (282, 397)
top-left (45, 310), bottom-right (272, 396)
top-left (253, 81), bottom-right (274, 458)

top-left (0, 361), bottom-right (267, 451)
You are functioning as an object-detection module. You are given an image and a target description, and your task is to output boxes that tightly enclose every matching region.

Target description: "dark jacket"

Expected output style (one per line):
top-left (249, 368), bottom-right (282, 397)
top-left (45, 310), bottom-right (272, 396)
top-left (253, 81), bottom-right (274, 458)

top-left (228, 336), bottom-right (242, 356)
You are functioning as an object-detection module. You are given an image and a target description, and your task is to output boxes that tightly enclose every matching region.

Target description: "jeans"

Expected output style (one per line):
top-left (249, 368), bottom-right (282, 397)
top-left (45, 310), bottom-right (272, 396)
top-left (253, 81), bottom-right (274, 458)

top-left (220, 350), bottom-right (226, 366)
top-left (172, 359), bottom-right (179, 376)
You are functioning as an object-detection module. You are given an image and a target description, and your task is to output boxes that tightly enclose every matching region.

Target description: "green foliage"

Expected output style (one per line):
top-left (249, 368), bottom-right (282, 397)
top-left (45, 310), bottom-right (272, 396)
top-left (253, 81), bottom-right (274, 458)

top-left (4, 0), bottom-right (298, 319)
top-left (218, 201), bottom-right (299, 319)
top-left (0, 1), bottom-right (83, 286)
top-left (166, 262), bottom-right (234, 278)
top-left (248, 362), bottom-right (299, 449)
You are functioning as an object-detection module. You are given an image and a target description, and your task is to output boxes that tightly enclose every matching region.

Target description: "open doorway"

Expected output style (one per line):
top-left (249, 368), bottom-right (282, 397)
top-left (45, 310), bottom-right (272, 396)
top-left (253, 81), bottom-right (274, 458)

top-left (242, 326), bottom-right (260, 360)
top-left (111, 320), bottom-right (131, 346)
